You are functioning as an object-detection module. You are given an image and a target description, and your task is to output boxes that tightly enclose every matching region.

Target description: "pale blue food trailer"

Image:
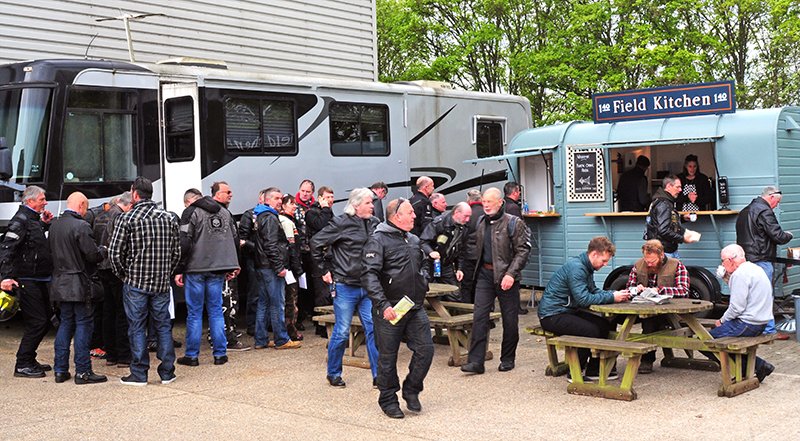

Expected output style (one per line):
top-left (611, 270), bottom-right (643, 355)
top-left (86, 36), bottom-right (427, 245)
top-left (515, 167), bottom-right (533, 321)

top-left (468, 106), bottom-right (800, 305)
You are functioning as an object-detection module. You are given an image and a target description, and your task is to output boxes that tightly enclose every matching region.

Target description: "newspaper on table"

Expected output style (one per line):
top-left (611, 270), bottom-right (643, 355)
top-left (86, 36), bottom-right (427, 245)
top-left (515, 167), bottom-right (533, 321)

top-left (390, 295), bottom-right (415, 325)
top-left (630, 287), bottom-right (672, 305)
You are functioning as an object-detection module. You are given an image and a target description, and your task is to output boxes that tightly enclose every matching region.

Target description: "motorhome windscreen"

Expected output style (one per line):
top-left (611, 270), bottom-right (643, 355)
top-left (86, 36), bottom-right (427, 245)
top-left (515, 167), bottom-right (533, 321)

top-left (0, 87), bottom-right (51, 181)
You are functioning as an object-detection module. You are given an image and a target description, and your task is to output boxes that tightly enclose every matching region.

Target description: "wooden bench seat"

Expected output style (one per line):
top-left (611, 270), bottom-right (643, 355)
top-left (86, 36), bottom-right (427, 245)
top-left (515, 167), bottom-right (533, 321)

top-left (705, 334), bottom-right (776, 397)
top-left (548, 336), bottom-right (657, 401)
top-left (428, 311), bottom-right (501, 366)
top-left (526, 326), bottom-right (569, 377)
top-left (312, 314), bottom-right (369, 369)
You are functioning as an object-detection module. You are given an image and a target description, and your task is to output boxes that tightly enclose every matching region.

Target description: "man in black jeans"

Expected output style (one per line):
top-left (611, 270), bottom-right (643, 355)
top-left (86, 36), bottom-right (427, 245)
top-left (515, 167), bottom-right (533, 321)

top-left (0, 185), bottom-right (55, 378)
top-left (461, 187), bottom-right (531, 375)
top-left (362, 198), bottom-right (433, 419)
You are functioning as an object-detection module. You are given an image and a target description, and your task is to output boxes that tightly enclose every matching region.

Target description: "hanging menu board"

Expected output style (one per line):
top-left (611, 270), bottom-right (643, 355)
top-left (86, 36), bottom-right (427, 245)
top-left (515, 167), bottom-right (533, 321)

top-left (567, 147), bottom-right (605, 202)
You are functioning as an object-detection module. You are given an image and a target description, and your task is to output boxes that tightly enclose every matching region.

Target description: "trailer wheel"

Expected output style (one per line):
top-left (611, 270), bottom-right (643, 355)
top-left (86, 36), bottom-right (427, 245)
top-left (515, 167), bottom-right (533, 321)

top-left (606, 273), bottom-right (629, 292)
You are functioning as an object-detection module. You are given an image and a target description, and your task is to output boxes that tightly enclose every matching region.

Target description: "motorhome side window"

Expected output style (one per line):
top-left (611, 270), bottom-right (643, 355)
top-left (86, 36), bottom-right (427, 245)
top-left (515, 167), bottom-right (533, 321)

top-left (63, 89), bottom-right (137, 182)
top-left (476, 120), bottom-right (504, 158)
top-left (330, 103), bottom-right (389, 156)
top-left (224, 96), bottom-right (296, 155)
top-left (165, 96), bottom-right (195, 161)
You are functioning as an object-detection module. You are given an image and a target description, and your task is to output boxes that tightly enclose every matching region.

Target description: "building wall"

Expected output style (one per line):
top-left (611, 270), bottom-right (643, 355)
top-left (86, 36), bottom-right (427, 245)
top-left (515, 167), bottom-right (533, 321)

top-left (0, 0), bottom-right (377, 81)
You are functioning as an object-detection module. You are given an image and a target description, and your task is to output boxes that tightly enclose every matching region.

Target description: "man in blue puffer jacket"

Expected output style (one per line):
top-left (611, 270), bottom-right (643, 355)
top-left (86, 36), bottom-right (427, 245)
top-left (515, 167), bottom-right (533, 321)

top-left (538, 237), bottom-right (630, 381)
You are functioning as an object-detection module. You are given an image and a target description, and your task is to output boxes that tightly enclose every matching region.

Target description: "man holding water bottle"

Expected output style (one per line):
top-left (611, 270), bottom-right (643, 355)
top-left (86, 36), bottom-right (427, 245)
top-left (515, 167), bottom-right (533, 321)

top-left (419, 202), bottom-right (472, 302)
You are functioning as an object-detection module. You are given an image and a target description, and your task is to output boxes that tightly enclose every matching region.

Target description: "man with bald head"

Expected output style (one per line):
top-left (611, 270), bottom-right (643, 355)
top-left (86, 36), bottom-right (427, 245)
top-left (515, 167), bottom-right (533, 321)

top-left (420, 202), bottom-right (472, 301)
top-left (409, 176), bottom-right (435, 236)
top-left (461, 187), bottom-right (531, 374)
top-left (50, 192), bottom-right (109, 384)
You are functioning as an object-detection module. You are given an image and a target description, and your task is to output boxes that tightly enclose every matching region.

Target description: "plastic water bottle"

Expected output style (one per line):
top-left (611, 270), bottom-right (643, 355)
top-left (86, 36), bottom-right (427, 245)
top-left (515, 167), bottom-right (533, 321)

top-left (522, 201), bottom-right (529, 214)
top-left (433, 259), bottom-right (441, 278)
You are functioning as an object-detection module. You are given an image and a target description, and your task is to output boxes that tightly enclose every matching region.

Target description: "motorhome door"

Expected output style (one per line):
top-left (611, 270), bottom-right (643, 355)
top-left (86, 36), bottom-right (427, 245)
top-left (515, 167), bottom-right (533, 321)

top-left (160, 82), bottom-right (202, 215)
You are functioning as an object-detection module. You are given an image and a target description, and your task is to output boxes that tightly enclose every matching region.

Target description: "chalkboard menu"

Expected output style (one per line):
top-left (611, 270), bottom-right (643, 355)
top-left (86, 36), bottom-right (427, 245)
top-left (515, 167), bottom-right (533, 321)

top-left (567, 147), bottom-right (605, 202)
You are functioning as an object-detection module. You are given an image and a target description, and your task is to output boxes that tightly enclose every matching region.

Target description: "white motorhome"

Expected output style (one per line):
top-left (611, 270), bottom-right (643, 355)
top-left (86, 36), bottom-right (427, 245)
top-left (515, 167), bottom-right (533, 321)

top-left (0, 59), bottom-right (531, 220)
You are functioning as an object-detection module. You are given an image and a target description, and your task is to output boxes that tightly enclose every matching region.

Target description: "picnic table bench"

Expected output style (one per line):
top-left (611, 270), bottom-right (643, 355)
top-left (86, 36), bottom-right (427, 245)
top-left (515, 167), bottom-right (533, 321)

top-left (311, 312), bottom-right (369, 369)
top-left (526, 326), bottom-right (569, 377)
top-left (548, 335), bottom-right (657, 401)
top-left (705, 333), bottom-right (776, 397)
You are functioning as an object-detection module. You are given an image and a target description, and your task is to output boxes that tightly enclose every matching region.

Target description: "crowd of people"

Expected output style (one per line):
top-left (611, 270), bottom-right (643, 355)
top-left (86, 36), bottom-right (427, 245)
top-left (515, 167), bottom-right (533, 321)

top-left (0, 174), bottom-right (786, 418)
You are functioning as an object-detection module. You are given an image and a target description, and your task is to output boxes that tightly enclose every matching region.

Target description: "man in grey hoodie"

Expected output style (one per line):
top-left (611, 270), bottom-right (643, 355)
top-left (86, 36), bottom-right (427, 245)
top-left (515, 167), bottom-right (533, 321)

top-left (174, 190), bottom-right (240, 366)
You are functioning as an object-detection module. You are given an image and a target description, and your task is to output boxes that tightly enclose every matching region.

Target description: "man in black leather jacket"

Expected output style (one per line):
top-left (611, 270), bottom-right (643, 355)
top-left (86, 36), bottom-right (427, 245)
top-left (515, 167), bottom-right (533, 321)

top-left (645, 175), bottom-right (697, 257)
top-left (461, 188), bottom-right (531, 375)
top-left (0, 185), bottom-right (55, 378)
top-left (420, 202), bottom-right (471, 301)
top-left (50, 192), bottom-right (108, 384)
top-left (312, 188), bottom-right (380, 388)
top-left (362, 198), bottom-right (432, 419)
top-left (736, 186), bottom-right (793, 335)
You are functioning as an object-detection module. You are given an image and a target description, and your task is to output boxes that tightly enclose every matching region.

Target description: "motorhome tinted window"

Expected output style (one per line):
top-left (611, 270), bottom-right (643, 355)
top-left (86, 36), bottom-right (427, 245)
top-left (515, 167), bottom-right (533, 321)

top-left (330, 103), bottom-right (389, 156)
top-left (0, 87), bottom-right (51, 181)
top-left (476, 121), bottom-right (503, 158)
top-left (63, 89), bottom-right (137, 182)
top-left (224, 96), bottom-right (296, 155)
top-left (165, 96), bottom-right (195, 162)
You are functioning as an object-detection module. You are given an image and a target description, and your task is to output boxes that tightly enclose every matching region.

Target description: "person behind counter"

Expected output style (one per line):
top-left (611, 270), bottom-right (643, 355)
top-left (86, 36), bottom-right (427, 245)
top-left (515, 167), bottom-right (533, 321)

top-left (617, 155), bottom-right (650, 211)
top-left (676, 154), bottom-right (715, 211)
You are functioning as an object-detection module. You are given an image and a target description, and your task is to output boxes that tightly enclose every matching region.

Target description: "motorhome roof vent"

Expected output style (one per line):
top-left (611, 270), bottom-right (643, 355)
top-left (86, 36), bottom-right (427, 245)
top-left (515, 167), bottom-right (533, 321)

top-left (394, 80), bottom-right (456, 89)
top-left (156, 57), bottom-right (228, 69)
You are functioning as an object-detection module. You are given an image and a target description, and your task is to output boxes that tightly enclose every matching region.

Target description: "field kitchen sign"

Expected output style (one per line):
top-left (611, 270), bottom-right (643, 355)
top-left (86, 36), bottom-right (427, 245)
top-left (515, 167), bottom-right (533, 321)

top-left (592, 80), bottom-right (735, 123)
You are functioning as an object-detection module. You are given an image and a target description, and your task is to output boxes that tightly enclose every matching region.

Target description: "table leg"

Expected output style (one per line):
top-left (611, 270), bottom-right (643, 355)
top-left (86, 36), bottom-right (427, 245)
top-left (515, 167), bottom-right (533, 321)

top-left (427, 298), bottom-right (452, 319)
top-left (615, 314), bottom-right (635, 340)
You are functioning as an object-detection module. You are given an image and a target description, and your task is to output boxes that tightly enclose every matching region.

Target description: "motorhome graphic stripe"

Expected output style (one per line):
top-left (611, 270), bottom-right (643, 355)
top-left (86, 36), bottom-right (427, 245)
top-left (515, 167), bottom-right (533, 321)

top-left (298, 96), bottom-right (336, 142)
top-left (409, 105), bottom-right (457, 146)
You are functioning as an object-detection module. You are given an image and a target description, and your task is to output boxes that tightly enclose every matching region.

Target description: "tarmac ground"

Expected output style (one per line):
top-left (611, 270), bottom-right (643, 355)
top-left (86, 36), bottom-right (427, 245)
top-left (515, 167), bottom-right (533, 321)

top-left (2, 290), bottom-right (799, 440)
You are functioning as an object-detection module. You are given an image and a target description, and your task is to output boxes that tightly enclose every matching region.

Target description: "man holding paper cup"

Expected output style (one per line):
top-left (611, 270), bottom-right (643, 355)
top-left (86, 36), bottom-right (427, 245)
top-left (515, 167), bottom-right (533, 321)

top-left (362, 198), bottom-right (433, 419)
top-left (645, 175), bottom-right (700, 258)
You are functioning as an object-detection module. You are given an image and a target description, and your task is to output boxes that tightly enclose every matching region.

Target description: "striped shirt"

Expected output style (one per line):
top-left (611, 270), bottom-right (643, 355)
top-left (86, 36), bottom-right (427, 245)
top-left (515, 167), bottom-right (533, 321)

top-left (109, 199), bottom-right (181, 293)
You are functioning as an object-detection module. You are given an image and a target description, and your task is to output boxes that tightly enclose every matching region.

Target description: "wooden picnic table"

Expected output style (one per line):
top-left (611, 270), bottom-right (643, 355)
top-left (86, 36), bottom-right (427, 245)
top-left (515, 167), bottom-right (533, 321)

top-left (590, 298), bottom-right (719, 371)
top-left (313, 283), bottom-right (500, 369)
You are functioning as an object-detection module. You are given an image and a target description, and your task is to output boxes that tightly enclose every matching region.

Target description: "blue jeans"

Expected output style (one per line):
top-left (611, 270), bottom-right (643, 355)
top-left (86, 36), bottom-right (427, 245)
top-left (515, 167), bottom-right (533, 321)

top-left (753, 261), bottom-right (776, 334)
top-left (254, 268), bottom-right (289, 347)
top-left (123, 284), bottom-right (176, 382)
top-left (327, 283), bottom-right (379, 379)
top-left (703, 318), bottom-right (769, 373)
top-left (184, 273), bottom-right (227, 358)
top-left (665, 252), bottom-right (680, 259)
top-left (54, 302), bottom-right (95, 374)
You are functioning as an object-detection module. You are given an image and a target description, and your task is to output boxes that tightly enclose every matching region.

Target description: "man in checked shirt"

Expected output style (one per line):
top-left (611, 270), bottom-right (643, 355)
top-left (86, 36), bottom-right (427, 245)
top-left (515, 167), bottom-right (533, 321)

top-left (109, 176), bottom-right (181, 386)
top-left (625, 239), bottom-right (689, 374)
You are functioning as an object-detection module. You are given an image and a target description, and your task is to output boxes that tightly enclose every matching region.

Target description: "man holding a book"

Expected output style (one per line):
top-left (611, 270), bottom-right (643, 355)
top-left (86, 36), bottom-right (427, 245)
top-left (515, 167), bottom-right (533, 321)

top-left (362, 198), bottom-right (433, 419)
top-left (624, 239), bottom-right (690, 374)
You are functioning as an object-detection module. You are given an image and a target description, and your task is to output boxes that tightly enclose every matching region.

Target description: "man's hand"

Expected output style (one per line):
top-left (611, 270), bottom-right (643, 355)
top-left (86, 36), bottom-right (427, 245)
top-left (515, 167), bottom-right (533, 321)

top-left (41, 210), bottom-right (54, 223)
top-left (1, 278), bottom-right (19, 291)
top-left (456, 270), bottom-right (464, 282)
top-left (683, 230), bottom-right (699, 243)
top-left (322, 271), bottom-right (333, 284)
top-left (278, 269), bottom-right (287, 278)
top-left (320, 198), bottom-right (330, 208)
top-left (715, 319), bottom-right (722, 328)
top-left (383, 306), bottom-right (397, 321)
top-left (239, 239), bottom-right (246, 247)
top-left (613, 291), bottom-right (631, 303)
top-left (226, 269), bottom-right (240, 281)
top-left (429, 251), bottom-right (440, 260)
top-left (174, 274), bottom-right (184, 287)
top-left (635, 284), bottom-right (644, 293)
top-left (500, 274), bottom-right (515, 290)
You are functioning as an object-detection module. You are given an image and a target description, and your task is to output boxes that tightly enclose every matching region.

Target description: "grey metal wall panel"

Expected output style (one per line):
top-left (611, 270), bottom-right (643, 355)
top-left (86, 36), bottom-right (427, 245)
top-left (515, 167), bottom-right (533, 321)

top-left (777, 108), bottom-right (800, 295)
top-left (0, 0), bottom-right (377, 80)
